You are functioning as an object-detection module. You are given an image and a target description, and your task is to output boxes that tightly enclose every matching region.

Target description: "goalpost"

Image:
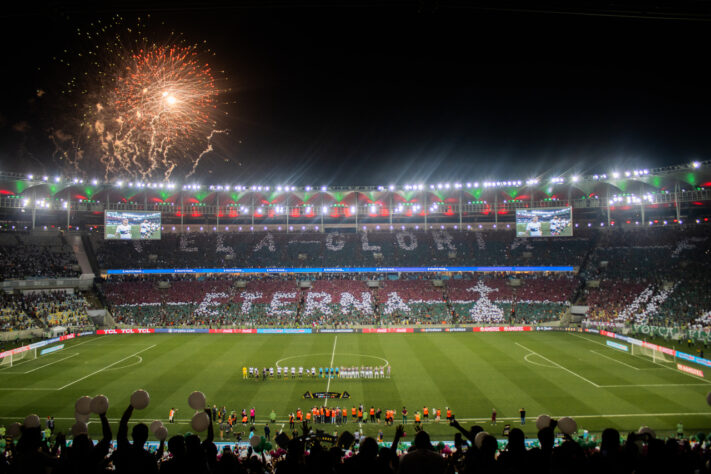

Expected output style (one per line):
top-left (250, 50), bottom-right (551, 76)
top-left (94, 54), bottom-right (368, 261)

top-left (631, 344), bottom-right (673, 364)
top-left (0, 348), bottom-right (37, 368)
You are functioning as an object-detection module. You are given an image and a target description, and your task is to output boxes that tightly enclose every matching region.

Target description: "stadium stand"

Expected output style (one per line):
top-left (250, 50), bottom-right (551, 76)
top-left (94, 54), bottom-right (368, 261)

top-left (0, 232), bottom-right (80, 280)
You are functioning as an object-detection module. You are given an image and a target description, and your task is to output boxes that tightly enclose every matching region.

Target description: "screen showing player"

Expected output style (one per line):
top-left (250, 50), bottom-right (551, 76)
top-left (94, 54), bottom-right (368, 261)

top-left (515, 207), bottom-right (573, 237)
top-left (104, 211), bottom-right (162, 240)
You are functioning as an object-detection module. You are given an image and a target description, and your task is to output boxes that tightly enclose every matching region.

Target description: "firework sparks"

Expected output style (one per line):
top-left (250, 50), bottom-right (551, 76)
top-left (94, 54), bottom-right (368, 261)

top-left (49, 16), bottom-right (229, 181)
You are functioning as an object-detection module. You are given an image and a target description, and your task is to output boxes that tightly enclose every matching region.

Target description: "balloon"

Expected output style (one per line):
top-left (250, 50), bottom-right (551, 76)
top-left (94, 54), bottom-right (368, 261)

top-left (557, 417), bottom-right (577, 435)
top-left (71, 421), bottom-right (88, 437)
top-left (191, 411), bottom-right (210, 432)
top-left (188, 391), bottom-right (206, 411)
top-left (23, 414), bottom-right (41, 429)
top-left (75, 396), bottom-right (92, 415)
top-left (536, 414), bottom-right (552, 430)
top-left (75, 412), bottom-right (90, 423)
top-left (90, 395), bottom-right (109, 414)
top-left (150, 420), bottom-right (163, 434)
top-left (7, 422), bottom-right (22, 438)
top-left (474, 431), bottom-right (489, 449)
top-left (130, 389), bottom-right (150, 409)
top-left (638, 426), bottom-right (656, 438)
top-left (155, 426), bottom-right (169, 441)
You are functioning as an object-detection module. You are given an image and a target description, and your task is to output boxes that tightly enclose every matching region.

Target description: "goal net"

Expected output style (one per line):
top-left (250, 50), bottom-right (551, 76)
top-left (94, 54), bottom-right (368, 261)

top-left (0, 348), bottom-right (37, 368)
top-left (631, 344), bottom-right (673, 363)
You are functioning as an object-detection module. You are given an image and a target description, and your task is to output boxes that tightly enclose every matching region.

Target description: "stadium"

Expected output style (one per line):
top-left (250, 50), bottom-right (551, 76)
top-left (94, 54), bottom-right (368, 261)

top-left (2, 1), bottom-right (711, 472)
top-left (2, 161), bottom-right (711, 468)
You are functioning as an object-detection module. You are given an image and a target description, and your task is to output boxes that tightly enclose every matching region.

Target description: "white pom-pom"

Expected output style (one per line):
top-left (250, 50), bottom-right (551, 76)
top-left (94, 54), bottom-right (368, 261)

top-left (71, 421), bottom-right (88, 437)
top-left (191, 411), bottom-right (210, 432)
top-left (23, 414), bottom-right (41, 429)
top-left (75, 412), bottom-right (90, 424)
top-left (7, 422), bottom-right (22, 438)
top-left (75, 396), bottom-right (92, 415)
top-left (150, 420), bottom-right (163, 434)
top-left (474, 431), bottom-right (489, 449)
top-left (557, 417), bottom-right (577, 435)
top-left (536, 414), bottom-right (552, 430)
top-left (188, 391), bottom-right (207, 411)
top-left (130, 389), bottom-right (150, 410)
top-left (155, 426), bottom-right (168, 441)
top-left (90, 395), bottom-right (109, 414)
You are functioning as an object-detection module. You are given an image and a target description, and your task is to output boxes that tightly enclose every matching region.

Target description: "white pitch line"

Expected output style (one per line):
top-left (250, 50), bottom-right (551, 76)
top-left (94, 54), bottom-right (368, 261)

top-left (590, 350), bottom-right (639, 370)
top-left (598, 383), bottom-right (711, 388)
top-left (324, 336), bottom-right (338, 407)
top-left (57, 344), bottom-right (157, 390)
top-left (23, 353), bottom-right (80, 374)
top-left (516, 342), bottom-right (600, 388)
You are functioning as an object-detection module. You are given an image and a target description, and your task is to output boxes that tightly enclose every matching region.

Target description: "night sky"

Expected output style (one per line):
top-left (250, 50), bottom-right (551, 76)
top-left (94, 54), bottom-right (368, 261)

top-left (0, 1), bottom-right (710, 185)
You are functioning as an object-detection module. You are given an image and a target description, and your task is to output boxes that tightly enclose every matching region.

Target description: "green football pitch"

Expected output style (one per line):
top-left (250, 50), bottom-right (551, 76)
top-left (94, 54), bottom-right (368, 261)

top-left (2, 332), bottom-right (710, 440)
top-left (104, 224), bottom-right (160, 240)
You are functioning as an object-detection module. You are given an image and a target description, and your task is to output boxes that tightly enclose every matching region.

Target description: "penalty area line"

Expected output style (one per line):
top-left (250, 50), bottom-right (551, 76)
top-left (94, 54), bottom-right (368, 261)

top-left (516, 342), bottom-right (600, 388)
top-left (57, 344), bottom-right (157, 390)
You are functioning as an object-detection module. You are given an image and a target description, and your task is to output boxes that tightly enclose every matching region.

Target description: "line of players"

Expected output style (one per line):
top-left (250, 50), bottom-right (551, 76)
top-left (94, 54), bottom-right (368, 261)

top-left (242, 365), bottom-right (391, 380)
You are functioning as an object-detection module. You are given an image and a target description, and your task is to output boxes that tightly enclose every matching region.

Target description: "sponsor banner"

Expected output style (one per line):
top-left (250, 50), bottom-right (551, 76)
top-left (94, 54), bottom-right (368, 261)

top-left (445, 327), bottom-right (470, 332)
top-left (416, 327), bottom-right (444, 333)
top-left (677, 363), bottom-right (704, 377)
top-left (256, 328), bottom-right (312, 334)
top-left (40, 345), bottom-right (64, 355)
top-left (59, 334), bottom-right (76, 342)
top-left (361, 328), bottom-right (415, 334)
top-left (597, 329), bottom-right (711, 368)
top-left (209, 329), bottom-right (257, 334)
top-left (77, 331), bottom-right (94, 337)
top-left (154, 328), bottom-right (209, 334)
top-left (96, 328), bottom-right (155, 335)
top-left (606, 340), bottom-right (629, 352)
top-left (316, 329), bottom-right (357, 334)
top-left (472, 326), bottom-right (533, 332)
top-left (535, 326), bottom-right (554, 331)
top-left (107, 266), bottom-right (575, 275)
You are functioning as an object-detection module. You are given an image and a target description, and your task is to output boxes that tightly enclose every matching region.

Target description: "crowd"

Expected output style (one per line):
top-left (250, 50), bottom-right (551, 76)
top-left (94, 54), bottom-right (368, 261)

top-left (100, 275), bottom-right (576, 328)
top-left (2, 398), bottom-right (710, 473)
top-left (0, 291), bottom-right (92, 331)
top-left (93, 230), bottom-right (598, 271)
top-left (0, 233), bottom-right (80, 280)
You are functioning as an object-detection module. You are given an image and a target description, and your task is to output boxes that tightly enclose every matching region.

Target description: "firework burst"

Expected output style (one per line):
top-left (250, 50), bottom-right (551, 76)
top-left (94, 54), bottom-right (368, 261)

top-left (49, 15), bottom-right (229, 181)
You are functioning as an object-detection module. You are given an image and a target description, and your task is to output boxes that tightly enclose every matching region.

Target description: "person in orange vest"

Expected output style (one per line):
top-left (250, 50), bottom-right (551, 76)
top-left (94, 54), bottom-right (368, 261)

top-left (242, 413), bottom-right (248, 425)
top-left (435, 408), bottom-right (441, 423)
top-left (369, 406), bottom-right (375, 423)
top-left (296, 409), bottom-right (303, 422)
top-left (414, 411), bottom-right (421, 427)
top-left (423, 406), bottom-right (429, 422)
top-left (306, 411), bottom-right (312, 423)
top-left (312, 407), bottom-right (318, 424)
top-left (289, 412), bottom-right (295, 430)
top-left (169, 407), bottom-right (177, 424)
top-left (446, 408), bottom-right (453, 422)
top-left (357, 407), bottom-right (363, 423)
top-left (351, 406), bottom-right (357, 422)
top-left (325, 407), bottom-right (331, 424)
top-left (319, 406), bottom-right (325, 424)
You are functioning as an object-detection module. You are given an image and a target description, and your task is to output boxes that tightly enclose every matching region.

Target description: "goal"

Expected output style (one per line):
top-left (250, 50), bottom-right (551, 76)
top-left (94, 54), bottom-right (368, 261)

top-left (631, 344), bottom-right (673, 363)
top-left (0, 348), bottom-right (37, 368)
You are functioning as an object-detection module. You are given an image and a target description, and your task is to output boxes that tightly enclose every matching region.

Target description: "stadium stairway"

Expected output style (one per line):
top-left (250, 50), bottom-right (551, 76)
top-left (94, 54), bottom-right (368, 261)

top-left (66, 233), bottom-right (97, 278)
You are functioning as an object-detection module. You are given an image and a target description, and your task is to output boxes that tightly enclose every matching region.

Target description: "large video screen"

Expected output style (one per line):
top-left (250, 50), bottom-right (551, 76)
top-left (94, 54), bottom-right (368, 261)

top-left (516, 207), bottom-right (573, 237)
top-left (104, 211), bottom-right (161, 240)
